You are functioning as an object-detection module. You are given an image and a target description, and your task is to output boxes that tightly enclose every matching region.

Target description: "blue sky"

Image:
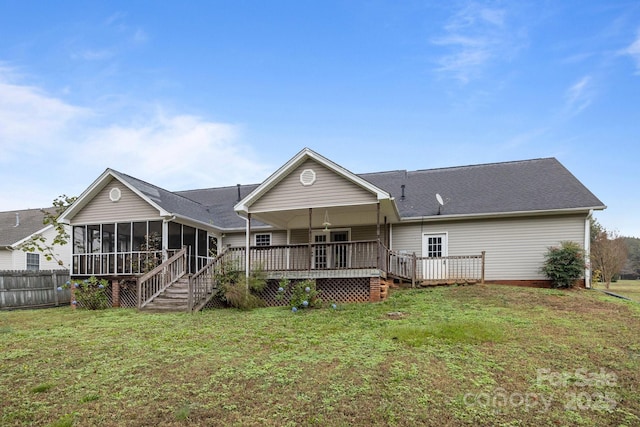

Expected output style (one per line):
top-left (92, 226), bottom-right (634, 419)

top-left (1, 1), bottom-right (638, 237)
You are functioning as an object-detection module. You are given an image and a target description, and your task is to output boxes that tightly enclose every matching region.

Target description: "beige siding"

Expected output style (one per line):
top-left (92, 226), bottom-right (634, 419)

top-left (392, 214), bottom-right (587, 281)
top-left (222, 231), bottom-right (287, 248)
top-left (73, 178), bottom-right (160, 224)
top-left (250, 159), bottom-right (376, 212)
top-left (290, 225), bottom-right (378, 244)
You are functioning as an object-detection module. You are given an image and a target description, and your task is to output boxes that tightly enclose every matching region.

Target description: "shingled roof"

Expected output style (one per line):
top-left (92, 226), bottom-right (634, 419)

top-left (0, 208), bottom-right (54, 247)
top-left (361, 157), bottom-right (605, 219)
top-left (101, 157), bottom-right (604, 230)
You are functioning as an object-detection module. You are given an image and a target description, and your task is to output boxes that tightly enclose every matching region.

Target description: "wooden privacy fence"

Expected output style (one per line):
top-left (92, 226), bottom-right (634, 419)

top-left (0, 270), bottom-right (71, 309)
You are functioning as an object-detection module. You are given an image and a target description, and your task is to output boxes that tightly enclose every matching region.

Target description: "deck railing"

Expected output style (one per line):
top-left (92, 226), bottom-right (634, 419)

top-left (188, 252), bottom-right (229, 311)
top-left (385, 249), bottom-right (485, 285)
top-left (74, 242), bottom-right (485, 290)
top-left (416, 253), bottom-right (485, 284)
top-left (224, 240), bottom-right (381, 274)
top-left (71, 249), bottom-right (185, 276)
top-left (137, 247), bottom-right (187, 309)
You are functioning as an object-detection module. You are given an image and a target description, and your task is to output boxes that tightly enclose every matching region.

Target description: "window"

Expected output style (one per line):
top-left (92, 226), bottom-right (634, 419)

top-left (255, 233), bottom-right (271, 246)
top-left (26, 253), bottom-right (39, 271)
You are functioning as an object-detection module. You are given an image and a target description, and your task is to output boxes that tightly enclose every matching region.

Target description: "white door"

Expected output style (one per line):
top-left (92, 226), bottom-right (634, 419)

top-left (312, 230), bottom-right (350, 269)
top-left (422, 233), bottom-right (448, 280)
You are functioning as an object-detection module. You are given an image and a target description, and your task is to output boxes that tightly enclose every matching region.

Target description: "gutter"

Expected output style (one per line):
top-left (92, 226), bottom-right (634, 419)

top-left (399, 206), bottom-right (606, 223)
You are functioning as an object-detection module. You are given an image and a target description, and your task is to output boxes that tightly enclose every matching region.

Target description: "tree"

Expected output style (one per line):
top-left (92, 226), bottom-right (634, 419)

top-left (18, 195), bottom-right (77, 266)
top-left (622, 237), bottom-right (640, 279)
top-left (590, 221), bottom-right (628, 289)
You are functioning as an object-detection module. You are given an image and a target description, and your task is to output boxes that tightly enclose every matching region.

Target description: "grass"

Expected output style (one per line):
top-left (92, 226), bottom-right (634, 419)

top-left (1, 284), bottom-right (639, 426)
top-left (592, 279), bottom-right (640, 301)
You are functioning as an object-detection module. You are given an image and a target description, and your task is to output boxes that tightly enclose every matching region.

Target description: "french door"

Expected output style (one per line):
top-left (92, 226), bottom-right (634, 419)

top-left (312, 230), bottom-right (350, 269)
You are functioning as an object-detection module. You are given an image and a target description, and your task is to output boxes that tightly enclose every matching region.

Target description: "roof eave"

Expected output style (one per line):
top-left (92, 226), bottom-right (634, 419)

top-left (59, 169), bottom-right (169, 223)
top-left (234, 148), bottom-right (392, 214)
top-left (399, 206), bottom-right (607, 223)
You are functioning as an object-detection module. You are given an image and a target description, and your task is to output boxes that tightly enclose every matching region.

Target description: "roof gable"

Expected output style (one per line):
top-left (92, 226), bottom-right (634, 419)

top-left (235, 148), bottom-right (392, 215)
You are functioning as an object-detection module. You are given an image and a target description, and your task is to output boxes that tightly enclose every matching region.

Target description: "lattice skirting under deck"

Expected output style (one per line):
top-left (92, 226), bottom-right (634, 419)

top-left (255, 277), bottom-right (371, 307)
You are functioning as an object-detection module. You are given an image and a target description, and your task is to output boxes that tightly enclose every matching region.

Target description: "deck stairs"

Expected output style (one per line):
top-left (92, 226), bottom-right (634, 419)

top-left (140, 277), bottom-right (190, 312)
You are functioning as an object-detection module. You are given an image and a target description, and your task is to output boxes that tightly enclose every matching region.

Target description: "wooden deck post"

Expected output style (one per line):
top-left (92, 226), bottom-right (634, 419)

top-left (481, 250), bottom-right (486, 284)
top-left (411, 252), bottom-right (417, 288)
top-left (245, 213), bottom-right (252, 278)
top-left (308, 208), bottom-right (312, 272)
top-left (376, 202), bottom-right (381, 269)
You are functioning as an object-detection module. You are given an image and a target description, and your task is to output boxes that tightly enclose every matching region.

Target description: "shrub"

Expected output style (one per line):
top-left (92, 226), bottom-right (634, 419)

top-left (540, 241), bottom-right (586, 288)
top-left (59, 276), bottom-right (110, 310)
top-left (277, 279), bottom-right (322, 310)
top-left (213, 260), bottom-right (266, 310)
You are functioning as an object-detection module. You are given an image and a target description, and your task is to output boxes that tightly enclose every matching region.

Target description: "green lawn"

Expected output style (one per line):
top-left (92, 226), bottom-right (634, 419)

top-left (592, 280), bottom-right (640, 302)
top-left (1, 285), bottom-right (639, 426)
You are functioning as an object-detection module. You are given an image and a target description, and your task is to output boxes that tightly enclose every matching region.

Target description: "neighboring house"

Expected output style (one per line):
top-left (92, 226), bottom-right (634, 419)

top-left (58, 148), bottom-right (605, 311)
top-left (0, 208), bottom-right (71, 271)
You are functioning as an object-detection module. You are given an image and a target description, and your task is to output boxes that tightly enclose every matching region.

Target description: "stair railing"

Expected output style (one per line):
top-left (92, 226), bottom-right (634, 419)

top-left (137, 247), bottom-right (187, 309)
top-left (188, 251), bottom-right (231, 311)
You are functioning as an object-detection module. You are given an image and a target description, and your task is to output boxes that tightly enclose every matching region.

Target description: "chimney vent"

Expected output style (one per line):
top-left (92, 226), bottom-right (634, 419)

top-left (236, 184), bottom-right (242, 202)
top-left (400, 185), bottom-right (406, 200)
top-left (14, 213), bottom-right (20, 227)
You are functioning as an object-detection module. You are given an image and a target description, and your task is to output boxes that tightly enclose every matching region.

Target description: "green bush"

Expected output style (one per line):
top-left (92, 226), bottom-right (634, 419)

top-left (540, 241), bottom-right (586, 288)
top-left (213, 260), bottom-right (266, 310)
top-left (63, 276), bottom-right (110, 310)
top-left (276, 279), bottom-right (322, 310)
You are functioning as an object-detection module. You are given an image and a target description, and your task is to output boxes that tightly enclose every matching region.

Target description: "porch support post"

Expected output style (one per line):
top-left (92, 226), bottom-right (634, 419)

top-left (162, 219), bottom-right (169, 261)
top-left (245, 213), bottom-right (251, 278)
top-left (376, 202), bottom-right (381, 269)
top-left (308, 208), bottom-right (312, 271)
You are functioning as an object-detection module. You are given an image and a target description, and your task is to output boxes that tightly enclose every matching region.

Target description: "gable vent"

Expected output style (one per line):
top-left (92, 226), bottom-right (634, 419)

top-left (109, 187), bottom-right (122, 202)
top-left (299, 169), bottom-right (316, 186)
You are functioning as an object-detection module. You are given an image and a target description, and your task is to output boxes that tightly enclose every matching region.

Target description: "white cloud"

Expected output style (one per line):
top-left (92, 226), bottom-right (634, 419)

top-left (621, 30), bottom-right (640, 74)
top-left (0, 69), bottom-right (89, 160)
top-left (0, 71), bottom-right (271, 211)
top-left (564, 75), bottom-right (594, 116)
top-left (80, 111), bottom-right (272, 189)
top-left (432, 2), bottom-right (522, 84)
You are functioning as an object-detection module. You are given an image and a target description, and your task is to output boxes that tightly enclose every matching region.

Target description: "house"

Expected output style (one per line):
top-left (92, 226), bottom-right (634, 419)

top-left (58, 148), bottom-right (605, 311)
top-left (0, 208), bottom-right (71, 271)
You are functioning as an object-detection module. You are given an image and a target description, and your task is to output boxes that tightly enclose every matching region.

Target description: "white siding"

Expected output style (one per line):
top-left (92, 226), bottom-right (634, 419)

top-left (73, 178), bottom-right (160, 224)
top-left (1, 226), bottom-right (71, 271)
top-left (0, 250), bottom-right (12, 270)
top-left (392, 214), bottom-right (587, 281)
top-left (250, 159), bottom-right (376, 212)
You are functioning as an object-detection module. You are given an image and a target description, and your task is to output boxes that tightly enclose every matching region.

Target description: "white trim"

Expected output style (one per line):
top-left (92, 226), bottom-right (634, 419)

top-left (254, 232), bottom-right (272, 246)
top-left (421, 232), bottom-right (449, 257)
top-left (10, 224), bottom-right (55, 248)
top-left (58, 169), bottom-right (171, 223)
top-left (400, 207), bottom-right (605, 224)
top-left (299, 169), bottom-right (316, 186)
top-left (584, 210), bottom-right (593, 288)
top-left (109, 187), bottom-right (122, 202)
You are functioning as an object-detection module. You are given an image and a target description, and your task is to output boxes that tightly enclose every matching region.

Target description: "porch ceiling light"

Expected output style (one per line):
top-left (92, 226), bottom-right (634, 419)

top-left (322, 210), bottom-right (331, 232)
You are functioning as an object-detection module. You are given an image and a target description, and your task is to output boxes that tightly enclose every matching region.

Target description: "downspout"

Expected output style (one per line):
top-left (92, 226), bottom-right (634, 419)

top-left (584, 210), bottom-right (593, 289)
top-left (245, 214), bottom-right (251, 279)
